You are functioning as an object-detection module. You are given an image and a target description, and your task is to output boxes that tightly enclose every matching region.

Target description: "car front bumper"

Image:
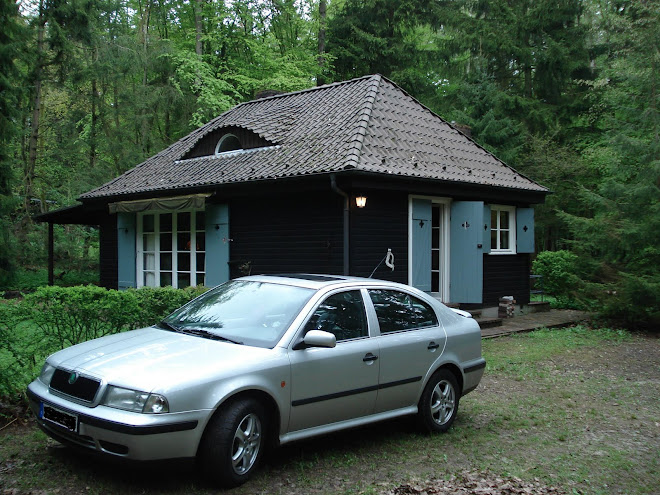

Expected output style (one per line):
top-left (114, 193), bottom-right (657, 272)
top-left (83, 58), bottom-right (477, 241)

top-left (27, 380), bottom-right (210, 461)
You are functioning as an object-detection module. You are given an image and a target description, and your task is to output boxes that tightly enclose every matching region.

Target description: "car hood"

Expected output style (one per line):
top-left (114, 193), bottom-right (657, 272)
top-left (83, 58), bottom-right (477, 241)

top-left (47, 327), bottom-right (273, 392)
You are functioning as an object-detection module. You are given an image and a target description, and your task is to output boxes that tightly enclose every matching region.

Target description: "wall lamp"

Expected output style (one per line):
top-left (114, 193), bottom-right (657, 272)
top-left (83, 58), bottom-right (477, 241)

top-left (355, 196), bottom-right (367, 208)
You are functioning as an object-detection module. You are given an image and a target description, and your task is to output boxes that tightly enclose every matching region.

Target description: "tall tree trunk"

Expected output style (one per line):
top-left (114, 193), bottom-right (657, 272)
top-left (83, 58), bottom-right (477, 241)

top-left (139, 0), bottom-right (152, 154)
top-left (90, 75), bottom-right (98, 170)
top-left (194, 0), bottom-right (203, 57)
top-left (317, 0), bottom-right (327, 86)
top-left (25, 0), bottom-right (45, 213)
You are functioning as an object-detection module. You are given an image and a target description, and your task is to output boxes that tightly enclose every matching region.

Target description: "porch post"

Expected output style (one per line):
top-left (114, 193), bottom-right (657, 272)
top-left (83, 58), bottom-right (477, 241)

top-left (48, 222), bottom-right (54, 286)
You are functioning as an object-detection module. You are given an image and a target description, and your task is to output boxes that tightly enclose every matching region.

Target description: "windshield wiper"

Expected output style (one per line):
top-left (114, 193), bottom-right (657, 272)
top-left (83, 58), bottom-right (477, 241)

top-left (158, 320), bottom-right (182, 332)
top-left (158, 321), bottom-right (243, 345)
top-left (178, 327), bottom-right (244, 345)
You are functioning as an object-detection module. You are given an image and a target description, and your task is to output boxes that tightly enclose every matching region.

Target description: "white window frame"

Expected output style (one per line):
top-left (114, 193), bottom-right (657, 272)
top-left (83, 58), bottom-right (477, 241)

top-left (136, 209), bottom-right (206, 288)
top-left (214, 133), bottom-right (242, 156)
top-left (490, 205), bottom-right (517, 254)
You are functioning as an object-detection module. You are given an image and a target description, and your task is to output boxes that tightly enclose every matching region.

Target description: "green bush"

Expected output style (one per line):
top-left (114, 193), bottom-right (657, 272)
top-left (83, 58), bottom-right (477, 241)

top-left (130, 285), bottom-right (209, 328)
top-left (24, 285), bottom-right (141, 349)
top-left (24, 285), bottom-right (210, 349)
top-left (532, 250), bottom-right (581, 307)
top-left (592, 273), bottom-right (660, 331)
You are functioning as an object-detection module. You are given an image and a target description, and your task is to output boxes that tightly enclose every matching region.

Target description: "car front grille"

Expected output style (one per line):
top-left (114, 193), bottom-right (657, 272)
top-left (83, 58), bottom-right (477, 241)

top-left (50, 369), bottom-right (101, 403)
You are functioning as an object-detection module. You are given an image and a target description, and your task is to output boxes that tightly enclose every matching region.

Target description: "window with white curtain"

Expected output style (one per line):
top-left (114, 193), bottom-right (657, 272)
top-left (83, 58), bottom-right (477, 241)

top-left (137, 210), bottom-right (206, 288)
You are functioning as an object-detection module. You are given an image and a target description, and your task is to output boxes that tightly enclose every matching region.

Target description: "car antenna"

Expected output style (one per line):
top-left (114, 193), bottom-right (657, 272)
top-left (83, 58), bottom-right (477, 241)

top-left (369, 249), bottom-right (395, 278)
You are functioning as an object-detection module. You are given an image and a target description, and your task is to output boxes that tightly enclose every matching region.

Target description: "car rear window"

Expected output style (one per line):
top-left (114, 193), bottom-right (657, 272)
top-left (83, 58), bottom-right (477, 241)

top-left (367, 289), bottom-right (438, 333)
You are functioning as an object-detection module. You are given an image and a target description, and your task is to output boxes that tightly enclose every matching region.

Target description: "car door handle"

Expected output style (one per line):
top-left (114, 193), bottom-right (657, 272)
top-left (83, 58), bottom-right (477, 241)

top-left (363, 353), bottom-right (379, 362)
top-left (427, 341), bottom-right (440, 350)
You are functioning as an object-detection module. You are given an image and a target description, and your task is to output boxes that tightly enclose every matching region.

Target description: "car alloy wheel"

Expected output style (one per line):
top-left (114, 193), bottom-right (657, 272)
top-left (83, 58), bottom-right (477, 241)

top-left (232, 412), bottom-right (262, 475)
top-left (429, 379), bottom-right (455, 426)
top-left (417, 369), bottom-right (460, 433)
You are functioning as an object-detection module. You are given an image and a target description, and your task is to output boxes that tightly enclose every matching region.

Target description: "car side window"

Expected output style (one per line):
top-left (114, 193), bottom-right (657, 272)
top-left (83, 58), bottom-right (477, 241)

top-left (304, 290), bottom-right (368, 341)
top-left (367, 289), bottom-right (438, 333)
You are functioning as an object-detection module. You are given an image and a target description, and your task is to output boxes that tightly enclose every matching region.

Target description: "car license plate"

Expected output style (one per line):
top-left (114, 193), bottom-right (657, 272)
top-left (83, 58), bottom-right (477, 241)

top-left (40, 403), bottom-right (78, 433)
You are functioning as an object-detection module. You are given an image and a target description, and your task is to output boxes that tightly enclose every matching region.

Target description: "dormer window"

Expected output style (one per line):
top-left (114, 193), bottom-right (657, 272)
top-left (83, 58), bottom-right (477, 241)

top-left (215, 134), bottom-right (242, 155)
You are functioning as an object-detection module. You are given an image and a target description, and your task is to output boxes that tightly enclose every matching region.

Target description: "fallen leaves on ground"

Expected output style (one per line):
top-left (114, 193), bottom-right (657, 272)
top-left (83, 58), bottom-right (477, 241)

top-left (387, 471), bottom-right (568, 495)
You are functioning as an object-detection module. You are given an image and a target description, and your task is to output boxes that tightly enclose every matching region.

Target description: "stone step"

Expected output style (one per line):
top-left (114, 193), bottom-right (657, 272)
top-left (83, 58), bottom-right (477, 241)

top-left (476, 317), bottom-right (503, 329)
top-left (527, 301), bottom-right (551, 313)
top-left (468, 309), bottom-right (482, 319)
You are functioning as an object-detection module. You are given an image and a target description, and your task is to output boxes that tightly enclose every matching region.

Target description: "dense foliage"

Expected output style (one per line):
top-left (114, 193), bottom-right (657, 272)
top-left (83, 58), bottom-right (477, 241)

top-left (0, 0), bottom-right (657, 327)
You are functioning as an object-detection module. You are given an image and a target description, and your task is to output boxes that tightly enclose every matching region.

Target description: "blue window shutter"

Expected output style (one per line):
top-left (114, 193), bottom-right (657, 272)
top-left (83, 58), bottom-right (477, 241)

top-left (117, 213), bottom-right (136, 290)
top-left (516, 208), bottom-right (535, 253)
top-left (205, 204), bottom-right (230, 287)
top-left (411, 198), bottom-right (432, 292)
top-left (482, 204), bottom-right (491, 254)
top-left (450, 201), bottom-right (484, 304)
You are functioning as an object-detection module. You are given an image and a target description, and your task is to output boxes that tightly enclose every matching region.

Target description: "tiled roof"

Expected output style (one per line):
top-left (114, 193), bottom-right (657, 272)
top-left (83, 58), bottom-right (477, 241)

top-left (80, 75), bottom-right (547, 200)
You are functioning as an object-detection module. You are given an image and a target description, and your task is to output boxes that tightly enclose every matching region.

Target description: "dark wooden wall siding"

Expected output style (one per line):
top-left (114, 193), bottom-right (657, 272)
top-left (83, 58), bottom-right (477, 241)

top-left (349, 191), bottom-right (408, 284)
top-left (184, 126), bottom-right (272, 159)
top-left (482, 253), bottom-right (531, 306)
top-left (228, 192), bottom-right (344, 278)
top-left (99, 216), bottom-right (118, 289)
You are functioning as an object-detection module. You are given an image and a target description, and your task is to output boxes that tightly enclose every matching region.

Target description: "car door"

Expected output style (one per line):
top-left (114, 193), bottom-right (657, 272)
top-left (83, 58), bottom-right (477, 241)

top-left (367, 289), bottom-right (446, 413)
top-left (287, 289), bottom-right (379, 432)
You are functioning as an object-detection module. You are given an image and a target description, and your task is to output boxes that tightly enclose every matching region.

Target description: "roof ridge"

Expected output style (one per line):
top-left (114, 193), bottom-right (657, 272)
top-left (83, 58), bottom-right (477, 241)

top-left (343, 74), bottom-right (382, 169)
top-left (237, 74), bottom-right (379, 106)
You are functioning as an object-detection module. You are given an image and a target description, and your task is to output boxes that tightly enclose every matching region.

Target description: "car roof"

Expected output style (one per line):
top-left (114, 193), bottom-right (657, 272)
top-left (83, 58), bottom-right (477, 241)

top-left (237, 273), bottom-right (398, 290)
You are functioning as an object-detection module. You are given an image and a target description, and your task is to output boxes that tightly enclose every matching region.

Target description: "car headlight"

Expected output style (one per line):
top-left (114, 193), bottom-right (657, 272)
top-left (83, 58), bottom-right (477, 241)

top-left (102, 386), bottom-right (169, 414)
top-left (39, 362), bottom-right (56, 385)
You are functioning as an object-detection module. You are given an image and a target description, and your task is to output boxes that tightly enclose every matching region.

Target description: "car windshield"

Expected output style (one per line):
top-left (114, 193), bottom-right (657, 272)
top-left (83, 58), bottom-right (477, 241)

top-left (161, 280), bottom-right (314, 348)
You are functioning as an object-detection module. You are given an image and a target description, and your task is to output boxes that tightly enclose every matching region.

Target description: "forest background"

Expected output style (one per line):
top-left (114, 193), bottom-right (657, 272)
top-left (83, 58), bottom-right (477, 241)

top-left (0, 0), bottom-right (658, 328)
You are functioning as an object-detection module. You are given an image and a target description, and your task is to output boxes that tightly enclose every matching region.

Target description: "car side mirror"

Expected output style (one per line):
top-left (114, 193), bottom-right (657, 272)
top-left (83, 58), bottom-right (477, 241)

top-left (294, 330), bottom-right (337, 350)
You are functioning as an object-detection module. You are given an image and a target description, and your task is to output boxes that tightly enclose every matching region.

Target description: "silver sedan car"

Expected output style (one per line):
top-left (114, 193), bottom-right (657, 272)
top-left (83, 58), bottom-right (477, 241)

top-left (27, 275), bottom-right (485, 487)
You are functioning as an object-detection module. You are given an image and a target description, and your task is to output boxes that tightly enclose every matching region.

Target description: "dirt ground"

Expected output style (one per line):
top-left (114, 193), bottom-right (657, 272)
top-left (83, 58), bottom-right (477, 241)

top-left (1, 332), bottom-right (659, 495)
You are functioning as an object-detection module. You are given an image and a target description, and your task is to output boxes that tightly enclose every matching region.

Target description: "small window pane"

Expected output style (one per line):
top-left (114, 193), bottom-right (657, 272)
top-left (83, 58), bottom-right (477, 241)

top-left (196, 253), bottom-right (205, 271)
top-left (500, 211), bottom-right (509, 229)
top-left (500, 231), bottom-right (509, 250)
top-left (195, 273), bottom-right (205, 286)
top-left (196, 232), bottom-right (205, 251)
top-left (432, 231), bottom-right (439, 249)
top-left (144, 271), bottom-right (155, 286)
top-left (432, 252), bottom-right (439, 271)
top-left (160, 214), bottom-right (172, 232)
top-left (160, 233), bottom-right (172, 251)
top-left (177, 233), bottom-right (191, 251)
top-left (178, 252), bottom-right (191, 271)
top-left (491, 210), bottom-right (497, 228)
top-left (196, 211), bottom-right (205, 230)
top-left (143, 234), bottom-right (155, 252)
top-left (161, 253), bottom-right (172, 270)
top-left (143, 214), bottom-right (155, 233)
top-left (160, 272), bottom-right (172, 287)
top-left (143, 253), bottom-right (155, 270)
top-left (177, 212), bottom-right (191, 231)
top-left (491, 229), bottom-right (497, 250)
top-left (177, 273), bottom-right (190, 289)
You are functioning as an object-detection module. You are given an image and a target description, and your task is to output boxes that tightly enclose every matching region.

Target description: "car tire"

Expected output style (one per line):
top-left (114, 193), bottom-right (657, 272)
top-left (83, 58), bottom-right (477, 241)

top-left (417, 369), bottom-right (460, 433)
top-left (198, 397), bottom-right (266, 487)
